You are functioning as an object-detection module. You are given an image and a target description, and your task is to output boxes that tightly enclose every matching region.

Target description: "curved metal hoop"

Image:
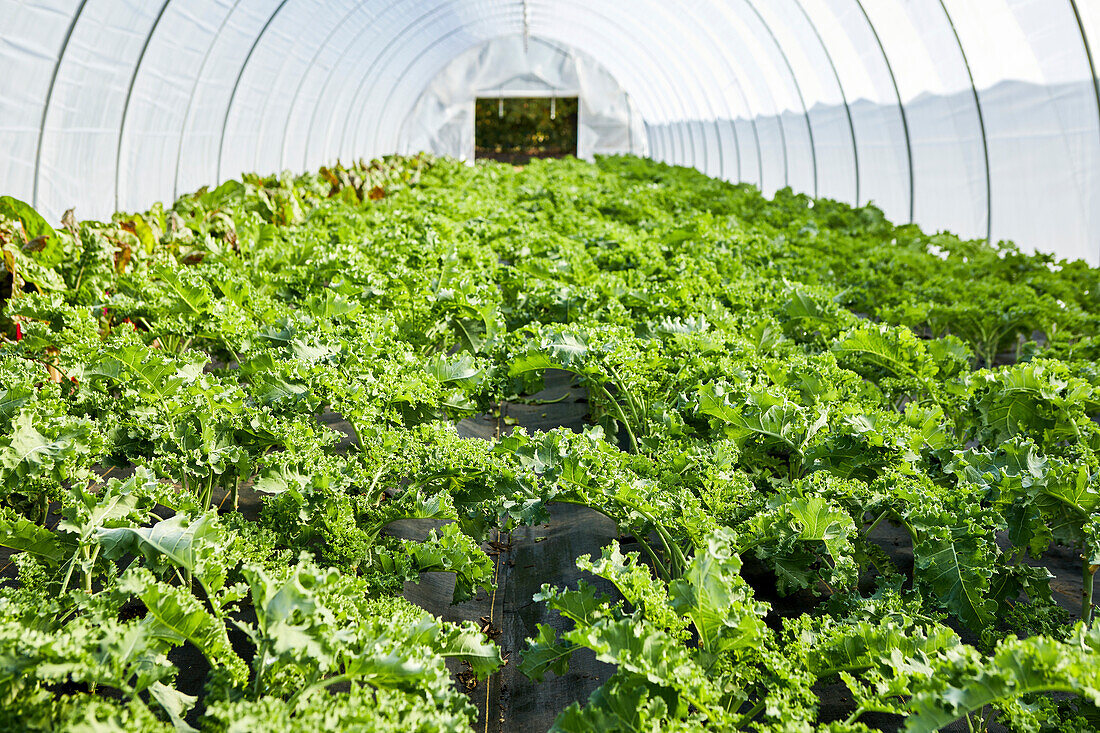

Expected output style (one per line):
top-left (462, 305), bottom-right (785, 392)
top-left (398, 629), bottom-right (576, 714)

top-left (32, 0), bottom-right (89, 209)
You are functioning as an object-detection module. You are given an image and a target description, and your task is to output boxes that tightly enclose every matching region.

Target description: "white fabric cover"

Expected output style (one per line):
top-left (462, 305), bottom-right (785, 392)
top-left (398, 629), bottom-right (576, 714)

top-left (0, 0), bottom-right (1097, 264)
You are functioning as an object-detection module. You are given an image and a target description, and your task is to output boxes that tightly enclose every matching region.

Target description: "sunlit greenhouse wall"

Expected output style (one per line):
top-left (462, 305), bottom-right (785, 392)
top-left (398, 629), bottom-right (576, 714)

top-left (0, 0), bottom-right (1098, 260)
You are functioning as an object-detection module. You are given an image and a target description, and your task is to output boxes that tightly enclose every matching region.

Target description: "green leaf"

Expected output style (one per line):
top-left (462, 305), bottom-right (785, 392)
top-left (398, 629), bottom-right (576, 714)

top-left (787, 496), bottom-right (857, 576)
top-left (510, 332), bottom-right (589, 376)
top-left (519, 623), bottom-right (578, 681)
top-left (155, 266), bottom-right (212, 315)
top-left (305, 289), bottom-right (362, 320)
top-left (534, 581), bottom-right (609, 628)
top-left (906, 624), bottom-right (1100, 733)
top-left (86, 343), bottom-right (200, 399)
top-left (579, 543), bottom-right (688, 640)
top-left (120, 569), bottom-right (247, 685)
top-left (424, 353), bottom-right (484, 390)
top-left (0, 509), bottom-right (71, 565)
top-left (913, 526), bottom-right (997, 632)
top-left (784, 289), bottom-right (830, 321)
top-left (130, 215), bottom-right (158, 255)
top-left (433, 624), bottom-right (502, 678)
top-left (0, 387), bottom-right (33, 424)
top-left (565, 615), bottom-right (716, 718)
top-left (669, 529), bottom-right (769, 656)
top-left (147, 681), bottom-right (199, 732)
top-left (198, 180), bottom-right (245, 208)
top-left (60, 475), bottom-right (150, 541)
top-left (508, 351), bottom-right (557, 377)
top-left (551, 672), bottom-right (657, 733)
top-left (401, 524), bottom-right (494, 604)
top-left (97, 512), bottom-right (225, 592)
top-left (698, 383), bottom-right (823, 457)
top-left (969, 360), bottom-right (1093, 448)
top-left (832, 323), bottom-right (931, 381)
top-left (0, 196), bottom-right (56, 246)
top-left (0, 411), bottom-right (92, 489)
top-left (338, 647), bottom-right (430, 687)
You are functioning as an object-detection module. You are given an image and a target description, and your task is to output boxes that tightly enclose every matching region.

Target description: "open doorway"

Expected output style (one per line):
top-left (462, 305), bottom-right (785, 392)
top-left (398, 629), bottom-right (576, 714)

top-left (474, 96), bottom-right (579, 164)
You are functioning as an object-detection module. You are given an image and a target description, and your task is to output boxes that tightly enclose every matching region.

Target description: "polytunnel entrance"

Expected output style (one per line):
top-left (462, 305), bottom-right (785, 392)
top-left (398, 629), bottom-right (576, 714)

top-left (474, 96), bottom-right (579, 164)
top-left (399, 36), bottom-right (647, 162)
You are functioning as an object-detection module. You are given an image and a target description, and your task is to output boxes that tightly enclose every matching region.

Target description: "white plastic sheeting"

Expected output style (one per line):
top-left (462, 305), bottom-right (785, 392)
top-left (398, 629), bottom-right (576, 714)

top-left (0, 0), bottom-right (1097, 263)
top-left (398, 36), bottom-right (646, 162)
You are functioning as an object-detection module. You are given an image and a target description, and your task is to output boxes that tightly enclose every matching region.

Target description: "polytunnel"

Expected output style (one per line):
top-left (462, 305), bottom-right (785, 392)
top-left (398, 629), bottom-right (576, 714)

top-left (10, 4), bottom-right (1100, 733)
top-left (0, 0), bottom-right (1097, 261)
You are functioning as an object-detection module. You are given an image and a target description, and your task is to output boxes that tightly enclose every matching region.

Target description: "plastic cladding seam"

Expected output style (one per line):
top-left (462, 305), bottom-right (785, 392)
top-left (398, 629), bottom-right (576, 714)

top-left (937, 0), bottom-right (992, 243)
top-left (676, 4), bottom-right (746, 181)
top-left (288, 0), bottom-right (396, 169)
top-left (747, 0), bottom-right (853, 202)
top-left (852, 0), bottom-right (914, 223)
top-left (587, 0), bottom-right (731, 175)
top-left (336, 3), bottom-right (523, 165)
top-left (564, 1), bottom-right (715, 167)
top-left (683, 3), bottom-right (771, 186)
top-left (278, 1), bottom-right (367, 169)
top-left (742, 0), bottom-right (818, 197)
top-left (172, 0), bottom-right (243, 201)
top-left (683, 2), bottom-right (760, 178)
top-left (724, 67), bottom-right (765, 186)
top-left (114, 0), bottom-right (173, 212)
top-left (216, 0), bottom-right (294, 183)
top-left (31, 0), bottom-right (88, 209)
top-left (641, 2), bottom-right (723, 175)
top-left (324, 2), bottom-right (489, 163)
top-left (364, 27), bottom-right (525, 161)
top-left (702, 4), bottom-right (788, 188)
top-left (1070, 0), bottom-right (1100, 171)
top-left (542, 1), bottom-right (707, 170)
top-left (299, 0), bottom-right (444, 169)
top-left (235, 1), bottom-right (347, 175)
top-left (555, 4), bottom-right (681, 166)
top-left (629, 5), bottom-right (704, 168)
top-left (792, 0), bottom-right (859, 203)
top-left (648, 2), bottom-right (757, 176)
top-left (549, 2), bottom-right (700, 168)
top-left (1068, 0), bottom-right (1100, 262)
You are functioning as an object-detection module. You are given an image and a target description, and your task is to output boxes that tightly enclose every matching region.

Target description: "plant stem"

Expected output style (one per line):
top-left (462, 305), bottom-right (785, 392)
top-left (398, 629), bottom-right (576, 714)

top-left (606, 493), bottom-right (687, 576)
top-left (59, 558), bottom-right (77, 596)
top-left (634, 534), bottom-right (670, 583)
top-left (344, 416), bottom-right (364, 450)
top-left (864, 508), bottom-right (890, 536)
top-left (82, 545), bottom-right (100, 593)
top-left (1083, 556), bottom-right (1096, 624)
top-left (734, 700), bottom-right (765, 728)
top-left (364, 464), bottom-right (387, 500)
top-left (287, 672), bottom-right (353, 709)
top-left (252, 643), bottom-right (268, 699)
top-left (203, 474), bottom-right (215, 511)
top-left (589, 380), bottom-right (639, 452)
top-left (558, 497), bottom-right (672, 580)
